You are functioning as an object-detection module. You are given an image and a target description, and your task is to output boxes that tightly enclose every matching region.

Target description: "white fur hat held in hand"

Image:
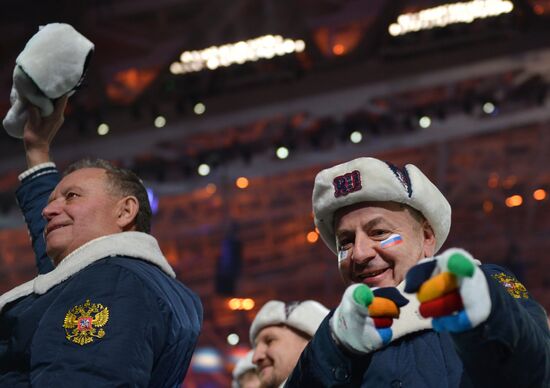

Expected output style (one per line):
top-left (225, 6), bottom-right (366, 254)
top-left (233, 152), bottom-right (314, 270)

top-left (249, 300), bottom-right (329, 344)
top-left (312, 157), bottom-right (451, 255)
top-left (3, 23), bottom-right (94, 138)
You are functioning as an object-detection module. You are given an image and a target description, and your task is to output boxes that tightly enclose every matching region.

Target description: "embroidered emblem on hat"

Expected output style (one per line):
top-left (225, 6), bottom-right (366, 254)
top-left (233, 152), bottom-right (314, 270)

top-left (63, 299), bottom-right (110, 346)
top-left (386, 163), bottom-right (412, 198)
top-left (333, 170), bottom-right (362, 197)
top-left (491, 273), bottom-right (529, 299)
top-left (284, 302), bottom-right (301, 319)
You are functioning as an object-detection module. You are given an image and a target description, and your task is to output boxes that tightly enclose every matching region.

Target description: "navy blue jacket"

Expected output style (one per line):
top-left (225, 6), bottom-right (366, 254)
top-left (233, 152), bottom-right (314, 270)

top-left (0, 166), bottom-right (203, 387)
top-left (285, 265), bottom-right (550, 387)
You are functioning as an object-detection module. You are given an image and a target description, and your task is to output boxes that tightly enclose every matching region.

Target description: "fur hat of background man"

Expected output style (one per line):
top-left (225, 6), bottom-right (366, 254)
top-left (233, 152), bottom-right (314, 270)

top-left (249, 300), bottom-right (329, 344)
top-left (231, 350), bottom-right (257, 388)
top-left (312, 157), bottom-right (451, 255)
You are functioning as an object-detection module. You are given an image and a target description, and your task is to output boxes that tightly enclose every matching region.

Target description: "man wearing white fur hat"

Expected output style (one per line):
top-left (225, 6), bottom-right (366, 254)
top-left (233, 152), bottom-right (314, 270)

top-left (285, 157), bottom-right (549, 387)
top-left (232, 350), bottom-right (261, 388)
top-left (250, 300), bottom-right (329, 388)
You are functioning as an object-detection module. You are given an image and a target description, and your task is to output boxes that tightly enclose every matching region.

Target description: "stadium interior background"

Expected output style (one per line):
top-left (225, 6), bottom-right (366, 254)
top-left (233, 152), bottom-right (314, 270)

top-left (0, 0), bottom-right (549, 386)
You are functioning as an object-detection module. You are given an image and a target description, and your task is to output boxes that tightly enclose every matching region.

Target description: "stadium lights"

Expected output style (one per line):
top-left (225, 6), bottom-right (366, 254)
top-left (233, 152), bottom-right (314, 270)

top-left (154, 115), bottom-right (166, 128)
top-left (198, 164), bottom-right (211, 176)
top-left (276, 146), bottom-right (290, 160)
top-left (388, 0), bottom-right (514, 37)
top-left (350, 130), bottom-right (363, 143)
top-left (227, 333), bottom-right (240, 346)
top-left (97, 123), bottom-right (110, 136)
top-left (170, 35), bottom-right (306, 75)
top-left (419, 115), bottom-right (432, 128)
top-left (228, 298), bottom-right (255, 311)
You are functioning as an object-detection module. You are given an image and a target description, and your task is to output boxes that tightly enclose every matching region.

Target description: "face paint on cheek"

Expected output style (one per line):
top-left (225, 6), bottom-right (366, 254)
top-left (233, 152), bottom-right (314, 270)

top-left (380, 233), bottom-right (403, 249)
top-left (338, 249), bottom-right (350, 263)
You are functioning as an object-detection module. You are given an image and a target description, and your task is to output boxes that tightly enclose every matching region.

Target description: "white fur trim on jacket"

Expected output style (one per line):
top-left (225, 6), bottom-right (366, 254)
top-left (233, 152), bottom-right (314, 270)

top-left (0, 232), bottom-right (174, 312)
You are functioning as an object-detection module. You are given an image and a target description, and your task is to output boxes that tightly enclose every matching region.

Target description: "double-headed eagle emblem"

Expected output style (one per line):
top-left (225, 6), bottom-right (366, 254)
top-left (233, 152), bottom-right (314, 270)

top-left (492, 272), bottom-right (529, 299)
top-left (63, 299), bottom-right (110, 346)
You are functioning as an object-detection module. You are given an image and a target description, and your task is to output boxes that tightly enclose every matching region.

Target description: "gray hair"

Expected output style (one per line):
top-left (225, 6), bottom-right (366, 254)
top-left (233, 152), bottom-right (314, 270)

top-left (64, 159), bottom-right (152, 233)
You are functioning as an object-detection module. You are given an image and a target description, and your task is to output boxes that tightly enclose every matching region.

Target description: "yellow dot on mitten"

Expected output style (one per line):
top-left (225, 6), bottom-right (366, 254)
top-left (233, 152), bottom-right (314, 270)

top-left (417, 272), bottom-right (458, 303)
top-left (368, 297), bottom-right (399, 318)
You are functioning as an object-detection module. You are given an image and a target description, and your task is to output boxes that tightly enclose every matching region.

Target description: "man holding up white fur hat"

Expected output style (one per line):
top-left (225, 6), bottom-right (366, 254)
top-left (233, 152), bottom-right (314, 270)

top-left (285, 157), bottom-right (549, 387)
top-left (250, 300), bottom-right (328, 388)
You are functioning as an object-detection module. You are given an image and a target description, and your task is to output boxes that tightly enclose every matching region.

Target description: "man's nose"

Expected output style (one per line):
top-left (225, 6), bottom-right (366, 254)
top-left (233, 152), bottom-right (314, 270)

top-left (251, 346), bottom-right (265, 364)
top-left (351, 233), bottom-right (377, 265)
top-left (42, 199), bottom-right (62, 221)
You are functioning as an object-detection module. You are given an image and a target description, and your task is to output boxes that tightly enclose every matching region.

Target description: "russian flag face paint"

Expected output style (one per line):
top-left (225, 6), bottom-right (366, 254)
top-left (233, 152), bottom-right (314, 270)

top-left (338, 248), bottom-right (350, 263)
top-left (380, 234), bottom-right (403, 249)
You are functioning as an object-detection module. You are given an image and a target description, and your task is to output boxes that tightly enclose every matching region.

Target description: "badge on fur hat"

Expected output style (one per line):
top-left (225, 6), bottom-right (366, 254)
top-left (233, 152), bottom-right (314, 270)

top-left (386, 162), bottom-right (412, 197)
top-left (333, 170), bottom-right (362, 197)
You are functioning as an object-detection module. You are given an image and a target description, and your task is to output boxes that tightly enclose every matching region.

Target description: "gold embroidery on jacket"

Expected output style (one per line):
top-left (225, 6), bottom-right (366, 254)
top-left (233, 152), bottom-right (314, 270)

top-left (492, 273), bottom-right (529, 299)
top-left (63, 299), bottom-right (110, 345)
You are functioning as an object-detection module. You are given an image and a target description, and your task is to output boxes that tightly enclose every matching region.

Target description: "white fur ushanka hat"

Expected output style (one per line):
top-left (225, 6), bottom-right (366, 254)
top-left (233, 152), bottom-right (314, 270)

top-left (249, 300), bottom-right (329, 344)
top-left (312, 157), bottom-right (451, 255)
top-left (232, 350), bottom-right (256, 388)
top-left (3, 23), bottom-right (94, 138)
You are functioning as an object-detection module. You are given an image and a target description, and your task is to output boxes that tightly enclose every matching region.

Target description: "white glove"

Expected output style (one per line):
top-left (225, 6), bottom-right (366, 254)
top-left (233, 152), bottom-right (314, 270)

top-left (330, 284), bottom-right (408, 353)
top-left (404, 248), bottom-right (491, 332)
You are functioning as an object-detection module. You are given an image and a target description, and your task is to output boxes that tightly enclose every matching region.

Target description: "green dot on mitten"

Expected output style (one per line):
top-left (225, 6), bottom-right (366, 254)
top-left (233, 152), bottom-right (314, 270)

top-left (353, 284), bottom-right (374, 306)
top-left (448, 252), bottom-right (475, 278)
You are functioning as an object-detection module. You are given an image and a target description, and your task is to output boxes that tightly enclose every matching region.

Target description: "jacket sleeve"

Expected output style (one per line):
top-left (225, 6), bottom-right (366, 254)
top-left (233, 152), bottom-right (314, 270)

top-left (29, 261), bottom-right (170, 387)
top-left (285, 312), bottom-right (372, 387)
top-left (15, 165), bottom-right (59, 274)
top-left (451, 264), bottom-right (550, 387)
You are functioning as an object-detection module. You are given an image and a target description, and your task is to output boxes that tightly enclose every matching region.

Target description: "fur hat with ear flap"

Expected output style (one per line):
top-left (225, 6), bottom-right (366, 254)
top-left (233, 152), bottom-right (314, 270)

top-left (312, 157), bottom-right (451, 256)
top-left (232, 350), bottom-right (257, 388)
top-left (3, 23), bottom-right (94, 138)
top-left (250, 300), bottom-right (329, 344)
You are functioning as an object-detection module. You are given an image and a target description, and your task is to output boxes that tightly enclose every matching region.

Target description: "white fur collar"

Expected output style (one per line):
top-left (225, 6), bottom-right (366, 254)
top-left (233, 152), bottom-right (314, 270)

top-left (0, 232), bottom-right (175, 312)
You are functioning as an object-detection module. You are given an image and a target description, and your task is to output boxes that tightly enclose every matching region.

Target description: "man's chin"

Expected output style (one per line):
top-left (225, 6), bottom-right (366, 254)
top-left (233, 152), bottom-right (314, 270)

top-left (45, 246), bottom-right (66, 266)
top-left (259, 369), bottom-right (282, 388)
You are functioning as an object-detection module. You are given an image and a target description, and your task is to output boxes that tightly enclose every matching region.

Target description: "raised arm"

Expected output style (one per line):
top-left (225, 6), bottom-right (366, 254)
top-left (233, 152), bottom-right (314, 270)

top-left (14, 97), bottom-right (68, 274)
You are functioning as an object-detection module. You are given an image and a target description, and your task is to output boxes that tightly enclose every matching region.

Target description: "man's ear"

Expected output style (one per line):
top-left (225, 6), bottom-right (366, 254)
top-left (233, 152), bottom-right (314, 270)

top-left (116, 196), bottom-right (139, 231)
top-left (422, 220), bottom-right (437, 258)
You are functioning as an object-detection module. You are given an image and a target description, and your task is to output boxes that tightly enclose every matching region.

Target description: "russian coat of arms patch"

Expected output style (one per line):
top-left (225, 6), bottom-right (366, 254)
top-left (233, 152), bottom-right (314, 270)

top-left (491, 272), bottom-right (529, 299)
top-left (63, 299), bottom-right (110, 346)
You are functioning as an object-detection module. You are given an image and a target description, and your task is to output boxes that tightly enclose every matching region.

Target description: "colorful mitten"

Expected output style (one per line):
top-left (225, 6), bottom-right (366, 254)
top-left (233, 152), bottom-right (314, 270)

top-left (330, 284), bottom-right (408, 353)
top-left (404, 248), bottom-right (491, 333)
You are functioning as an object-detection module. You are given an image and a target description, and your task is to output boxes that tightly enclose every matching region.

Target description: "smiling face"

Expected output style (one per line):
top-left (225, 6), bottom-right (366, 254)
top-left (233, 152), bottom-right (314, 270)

top-left (335, 201), bottom-right (436, 287)
top-left (252, 325), bottom-right (309, 388)
top-left (42, 168), bottom-right (129, 264)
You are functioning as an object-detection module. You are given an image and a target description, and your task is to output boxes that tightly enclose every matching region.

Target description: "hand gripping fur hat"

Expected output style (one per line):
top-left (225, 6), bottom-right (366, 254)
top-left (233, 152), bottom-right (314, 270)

top-left (312, 157), bottom-right (451, 255)
top-left (3, 23), bottom-right (94, 138)
top-left (231, 350), bottom-right (257, 388)
top-left (249, 300), bottom-right (329, 344)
